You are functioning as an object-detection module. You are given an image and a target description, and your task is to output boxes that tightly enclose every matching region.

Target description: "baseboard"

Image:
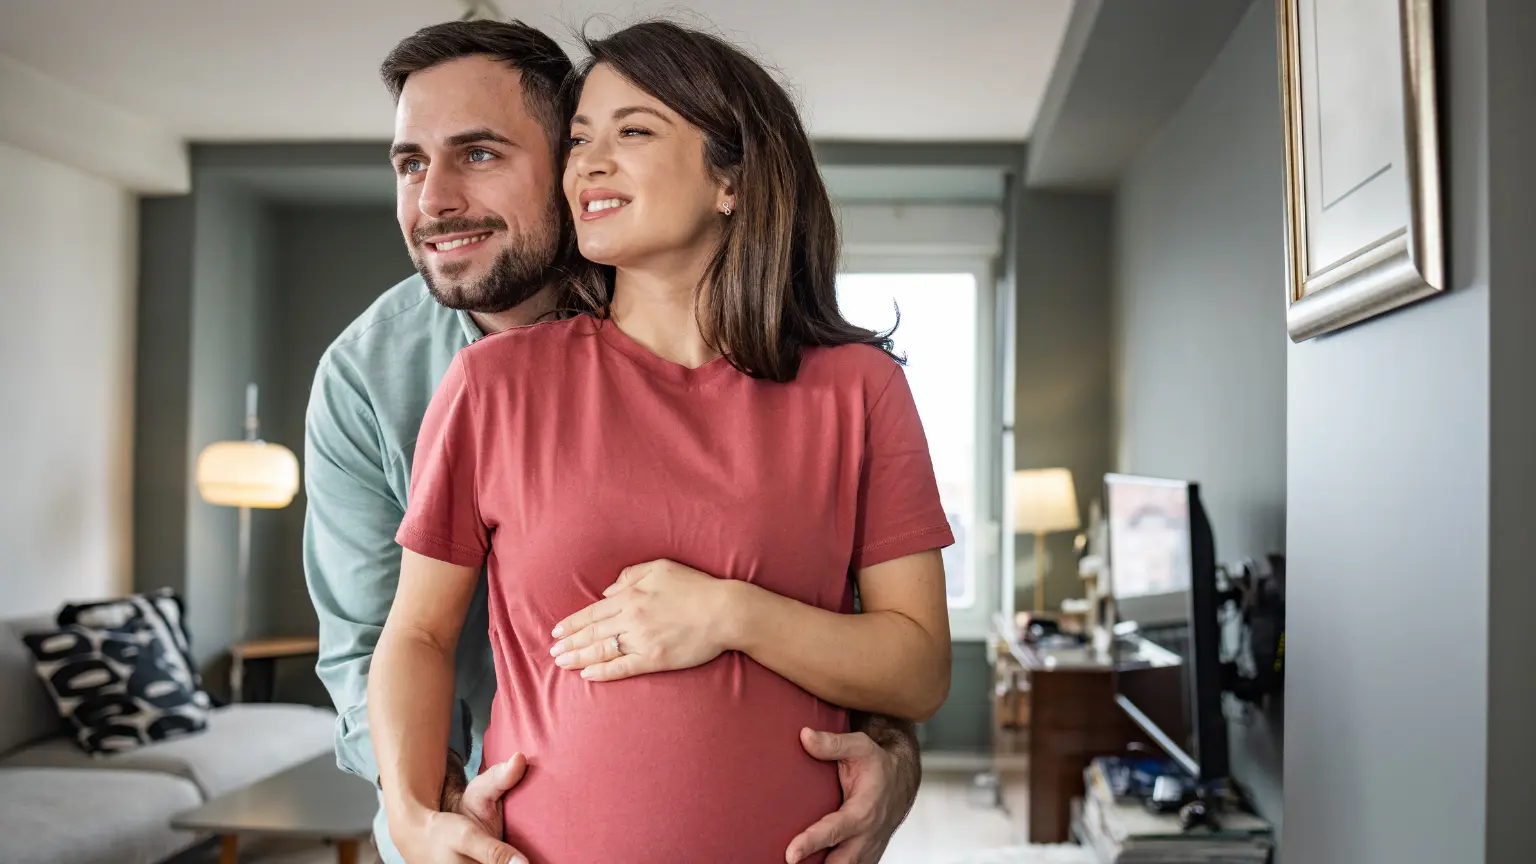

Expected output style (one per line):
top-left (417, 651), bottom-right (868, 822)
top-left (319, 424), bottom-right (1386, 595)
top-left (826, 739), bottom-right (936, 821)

top-left (922, 750), bottom-right (1030, 773)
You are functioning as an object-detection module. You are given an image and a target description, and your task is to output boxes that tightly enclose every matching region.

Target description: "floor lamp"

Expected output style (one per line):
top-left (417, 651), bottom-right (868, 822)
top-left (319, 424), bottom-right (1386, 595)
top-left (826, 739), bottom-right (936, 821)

top-left (1013, 468), bottom-right (1081, 614)
top-left (195, 383), bottom-right (300, 701)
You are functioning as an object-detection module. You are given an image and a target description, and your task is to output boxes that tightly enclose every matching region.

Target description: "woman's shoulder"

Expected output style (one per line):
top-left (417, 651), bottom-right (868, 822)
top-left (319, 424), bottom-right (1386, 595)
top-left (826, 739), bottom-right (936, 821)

top-left (457, 314), bottom-right (597, 370)
top-left (798, 342), bottom-right (904, 394)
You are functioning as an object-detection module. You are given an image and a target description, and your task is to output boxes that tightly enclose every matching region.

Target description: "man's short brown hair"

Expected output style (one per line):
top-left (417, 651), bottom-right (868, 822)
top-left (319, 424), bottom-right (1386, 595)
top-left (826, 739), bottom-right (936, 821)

top-left (380, 19), bottom-right (573, 152)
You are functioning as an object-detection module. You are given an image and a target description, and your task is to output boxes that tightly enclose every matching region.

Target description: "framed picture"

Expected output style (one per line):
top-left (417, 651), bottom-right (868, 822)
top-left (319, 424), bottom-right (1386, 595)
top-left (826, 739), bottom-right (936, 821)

top-left (1277, 0), bottom-right (1445, 342)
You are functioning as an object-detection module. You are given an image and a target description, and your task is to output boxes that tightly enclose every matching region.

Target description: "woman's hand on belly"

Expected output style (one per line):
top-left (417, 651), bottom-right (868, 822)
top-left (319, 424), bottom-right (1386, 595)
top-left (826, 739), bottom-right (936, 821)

top-left (549, 559), bottom-right (738, 682)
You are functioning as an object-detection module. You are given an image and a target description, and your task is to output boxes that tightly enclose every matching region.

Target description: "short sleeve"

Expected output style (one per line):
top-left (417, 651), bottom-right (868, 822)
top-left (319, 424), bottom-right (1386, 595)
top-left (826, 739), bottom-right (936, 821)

top-left (396, 352), bottom-right (490, 567)
top-left (850, 364), bottom-right (956, 570)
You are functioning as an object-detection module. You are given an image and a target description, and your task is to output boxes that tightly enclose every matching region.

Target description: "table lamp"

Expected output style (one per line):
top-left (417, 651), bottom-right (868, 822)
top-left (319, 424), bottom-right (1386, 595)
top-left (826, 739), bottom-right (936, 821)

top-left (1013, 468), bottom-right (1081, 613)
top-left (195, 383), bottom-right (299, 700)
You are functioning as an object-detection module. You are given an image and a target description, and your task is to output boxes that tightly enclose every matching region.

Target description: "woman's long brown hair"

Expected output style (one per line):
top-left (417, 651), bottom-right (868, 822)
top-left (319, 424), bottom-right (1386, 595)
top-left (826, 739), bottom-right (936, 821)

top-left (558, 20), bottom-right (900, 382)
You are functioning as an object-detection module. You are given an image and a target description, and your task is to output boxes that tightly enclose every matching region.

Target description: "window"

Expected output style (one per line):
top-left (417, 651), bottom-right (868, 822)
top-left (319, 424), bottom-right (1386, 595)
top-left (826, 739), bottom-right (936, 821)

top-left (837, 263), bottom-right (998, 640)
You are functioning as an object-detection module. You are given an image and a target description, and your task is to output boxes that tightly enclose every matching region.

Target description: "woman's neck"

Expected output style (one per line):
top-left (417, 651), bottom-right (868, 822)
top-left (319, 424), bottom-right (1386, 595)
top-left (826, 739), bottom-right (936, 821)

top-left (610, 248), bottom-right (720, 369)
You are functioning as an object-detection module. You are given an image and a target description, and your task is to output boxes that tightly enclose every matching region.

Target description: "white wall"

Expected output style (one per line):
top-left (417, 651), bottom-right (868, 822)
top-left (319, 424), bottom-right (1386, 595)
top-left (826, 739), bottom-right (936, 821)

top-left (0, 141), bottom-right (137, 616)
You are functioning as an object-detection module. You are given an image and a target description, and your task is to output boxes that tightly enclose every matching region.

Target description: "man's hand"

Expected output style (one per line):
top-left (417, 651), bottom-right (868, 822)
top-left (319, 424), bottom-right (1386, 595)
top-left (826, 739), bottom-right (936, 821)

top-left (457, 754), bottom-right (528, 844)
top-left (396, 753), bottom-right (530, 864)
top-left (785, 724), bottom-right (921, 864)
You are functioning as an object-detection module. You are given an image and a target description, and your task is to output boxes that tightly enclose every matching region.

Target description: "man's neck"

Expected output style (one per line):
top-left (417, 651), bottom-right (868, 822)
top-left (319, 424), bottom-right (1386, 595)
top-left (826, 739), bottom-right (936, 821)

top-left (470, 286), bottom-right (557, 336)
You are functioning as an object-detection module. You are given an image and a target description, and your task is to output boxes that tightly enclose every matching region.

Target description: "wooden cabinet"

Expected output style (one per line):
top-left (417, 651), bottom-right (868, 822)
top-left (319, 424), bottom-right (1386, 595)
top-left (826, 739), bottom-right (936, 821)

top-left (990, 627), bottom-right (1149, 844)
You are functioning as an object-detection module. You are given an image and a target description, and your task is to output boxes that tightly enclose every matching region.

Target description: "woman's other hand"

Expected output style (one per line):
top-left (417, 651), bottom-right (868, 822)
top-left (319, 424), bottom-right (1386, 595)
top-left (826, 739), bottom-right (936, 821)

top-left (549, 559), bottom-right (739, 681)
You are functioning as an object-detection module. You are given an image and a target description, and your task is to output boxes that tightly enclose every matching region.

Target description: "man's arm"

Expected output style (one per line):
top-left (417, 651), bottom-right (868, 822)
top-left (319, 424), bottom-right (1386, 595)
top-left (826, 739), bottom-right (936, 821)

top-left (302, 355), bottom-right (469, 792)
top-left (851, 711), bottom-right (920, 780)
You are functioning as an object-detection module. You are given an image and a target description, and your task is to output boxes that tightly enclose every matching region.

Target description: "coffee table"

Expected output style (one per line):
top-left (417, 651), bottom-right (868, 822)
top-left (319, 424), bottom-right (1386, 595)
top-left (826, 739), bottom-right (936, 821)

top-left (171, 755), bottom-right (378, 863)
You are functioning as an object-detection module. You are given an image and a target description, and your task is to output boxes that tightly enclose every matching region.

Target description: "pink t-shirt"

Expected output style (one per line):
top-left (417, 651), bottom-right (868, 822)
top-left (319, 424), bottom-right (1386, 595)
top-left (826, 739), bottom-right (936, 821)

top-left (398, 315), bottom-right (953, 863)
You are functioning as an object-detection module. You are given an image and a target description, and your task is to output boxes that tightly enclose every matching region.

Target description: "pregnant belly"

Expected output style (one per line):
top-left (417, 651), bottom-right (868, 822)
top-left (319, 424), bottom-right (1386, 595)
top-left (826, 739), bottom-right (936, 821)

top-left (483, 653), bottom-right (844, 864)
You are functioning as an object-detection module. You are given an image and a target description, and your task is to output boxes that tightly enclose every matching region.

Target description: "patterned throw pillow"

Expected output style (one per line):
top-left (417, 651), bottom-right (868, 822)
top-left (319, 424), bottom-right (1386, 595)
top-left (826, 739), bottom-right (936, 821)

top-left (23, 622), bottom-right (210, 754)
top-left (56, 588), bottom-right (211, 709)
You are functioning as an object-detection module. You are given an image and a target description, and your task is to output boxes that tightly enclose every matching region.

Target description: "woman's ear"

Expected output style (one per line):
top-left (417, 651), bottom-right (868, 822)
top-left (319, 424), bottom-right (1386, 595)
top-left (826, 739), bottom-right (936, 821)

top-left (716, 172), bottom-right (739, 216)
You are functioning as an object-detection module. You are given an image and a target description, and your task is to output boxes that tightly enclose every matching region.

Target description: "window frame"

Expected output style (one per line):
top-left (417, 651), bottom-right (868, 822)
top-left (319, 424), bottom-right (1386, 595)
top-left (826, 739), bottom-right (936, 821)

top-left (838, 254), bottom-right (1001, 643)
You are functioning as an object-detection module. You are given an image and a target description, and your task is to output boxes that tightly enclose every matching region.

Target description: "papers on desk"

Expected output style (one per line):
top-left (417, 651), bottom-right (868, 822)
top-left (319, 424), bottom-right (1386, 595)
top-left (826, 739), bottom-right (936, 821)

top-left (1078, 759), bottom-right (1274, 864)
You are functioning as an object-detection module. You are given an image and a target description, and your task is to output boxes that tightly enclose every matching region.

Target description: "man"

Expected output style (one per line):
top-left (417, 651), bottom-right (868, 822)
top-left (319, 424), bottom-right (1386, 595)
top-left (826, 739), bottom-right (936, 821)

top-left (304, 19), bottom-right (924, 864)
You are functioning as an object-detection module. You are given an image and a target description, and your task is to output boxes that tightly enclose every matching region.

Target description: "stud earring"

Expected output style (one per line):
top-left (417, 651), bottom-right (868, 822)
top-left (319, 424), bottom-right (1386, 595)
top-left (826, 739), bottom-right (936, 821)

top-left (719, 202), bottom-right (733, 216)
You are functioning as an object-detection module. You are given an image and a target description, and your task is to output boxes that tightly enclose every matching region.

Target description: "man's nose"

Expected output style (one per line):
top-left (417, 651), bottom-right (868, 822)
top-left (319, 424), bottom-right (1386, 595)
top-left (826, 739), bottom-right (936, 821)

top-left (419, 163), bottom-right (468, 218)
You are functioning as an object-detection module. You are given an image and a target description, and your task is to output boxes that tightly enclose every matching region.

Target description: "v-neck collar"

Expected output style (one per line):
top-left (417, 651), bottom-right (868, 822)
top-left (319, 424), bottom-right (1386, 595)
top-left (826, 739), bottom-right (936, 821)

top-left (590, 316), bottom-right (735, 388)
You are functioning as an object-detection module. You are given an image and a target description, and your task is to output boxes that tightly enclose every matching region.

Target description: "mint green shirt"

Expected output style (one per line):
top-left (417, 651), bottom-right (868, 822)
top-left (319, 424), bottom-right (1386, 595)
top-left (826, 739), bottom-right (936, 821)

top-left (302, 274), bottom-right (494, 790)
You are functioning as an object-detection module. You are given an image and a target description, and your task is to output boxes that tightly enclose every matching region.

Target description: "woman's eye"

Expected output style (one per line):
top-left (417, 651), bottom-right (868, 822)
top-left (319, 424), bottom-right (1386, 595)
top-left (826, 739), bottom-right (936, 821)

top-left (620, 127), bottom-right (651, 138)
top-left (567, 135), bottom-right (587, 147)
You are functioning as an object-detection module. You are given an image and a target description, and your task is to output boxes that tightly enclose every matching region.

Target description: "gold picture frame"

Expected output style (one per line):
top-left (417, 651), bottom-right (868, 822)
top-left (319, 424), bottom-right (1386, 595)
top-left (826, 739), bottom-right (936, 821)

top-left (1277, 0), bottom-right (1445, 342)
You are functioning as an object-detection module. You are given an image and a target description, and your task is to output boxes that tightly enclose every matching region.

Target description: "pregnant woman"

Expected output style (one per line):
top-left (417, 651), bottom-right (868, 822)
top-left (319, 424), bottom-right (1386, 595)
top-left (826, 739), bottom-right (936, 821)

top-left (371, 20), bottom-right (954, 864)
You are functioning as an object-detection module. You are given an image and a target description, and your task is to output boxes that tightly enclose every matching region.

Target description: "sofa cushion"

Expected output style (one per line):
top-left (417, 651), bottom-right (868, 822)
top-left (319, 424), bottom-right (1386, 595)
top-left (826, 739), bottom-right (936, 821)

top-left (0, 702), bottom-right (336, 799)
top-left (0, 767), bottom-right (202, 864)
top-left (21, 622), bottom-right (210, 754)
top-left (0, 616), bottom-right (68, 756)
top-left (58, 588), bottom-right (211, 707)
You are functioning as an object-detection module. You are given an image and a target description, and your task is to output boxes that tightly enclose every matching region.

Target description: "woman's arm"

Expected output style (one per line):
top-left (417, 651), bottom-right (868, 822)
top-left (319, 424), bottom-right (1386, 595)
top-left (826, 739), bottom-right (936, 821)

top-left (551, 551), bottom-right (951, 721)
top-left (726, 550), bottom-right (951, 720)
top-left (368, 550), bottom-right (485, 853)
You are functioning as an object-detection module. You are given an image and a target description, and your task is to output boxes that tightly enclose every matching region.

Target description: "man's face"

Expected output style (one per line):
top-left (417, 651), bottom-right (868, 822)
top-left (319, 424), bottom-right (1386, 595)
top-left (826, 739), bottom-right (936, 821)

top-left (391, 56), bottom-right (560, 313)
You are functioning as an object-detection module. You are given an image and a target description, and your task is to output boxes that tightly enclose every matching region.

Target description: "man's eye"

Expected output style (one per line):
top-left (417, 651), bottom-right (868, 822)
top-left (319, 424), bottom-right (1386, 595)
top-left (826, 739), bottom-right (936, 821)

top-left (468, 148), bottom-right (495, 163)
top-left (399, 157), bottom-right (424, 175)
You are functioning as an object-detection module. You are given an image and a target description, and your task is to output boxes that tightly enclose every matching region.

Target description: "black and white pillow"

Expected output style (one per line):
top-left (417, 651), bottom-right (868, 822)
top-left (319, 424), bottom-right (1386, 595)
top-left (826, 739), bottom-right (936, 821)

top-left (23, 622), bottom-right (210, 755)
top-left (56, 589), bottom-right (210, 710)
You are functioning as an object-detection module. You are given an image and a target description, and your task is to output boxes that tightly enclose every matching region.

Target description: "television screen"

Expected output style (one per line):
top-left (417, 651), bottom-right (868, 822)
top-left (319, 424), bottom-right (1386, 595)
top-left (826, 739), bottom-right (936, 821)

top-left (1107, 477), bottom-right (1192, 605)
top-left (1106, 474), bottom-right (1227, 783)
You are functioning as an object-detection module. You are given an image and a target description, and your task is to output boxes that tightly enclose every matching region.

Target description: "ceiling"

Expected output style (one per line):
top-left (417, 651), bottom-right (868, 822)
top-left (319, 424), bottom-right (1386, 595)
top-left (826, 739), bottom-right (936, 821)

top-left (0, 0), bottom-right (1074, 143)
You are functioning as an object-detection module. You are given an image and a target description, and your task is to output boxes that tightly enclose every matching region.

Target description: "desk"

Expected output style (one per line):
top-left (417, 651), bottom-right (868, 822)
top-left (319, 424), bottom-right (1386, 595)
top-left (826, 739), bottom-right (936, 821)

top-left (989, 621), bottom-right (1148, 844)
top-left (230, 636), bottom-right (320, 703)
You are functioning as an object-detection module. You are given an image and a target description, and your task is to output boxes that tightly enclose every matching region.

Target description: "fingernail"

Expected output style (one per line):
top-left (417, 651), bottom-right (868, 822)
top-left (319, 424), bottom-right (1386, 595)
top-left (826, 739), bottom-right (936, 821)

top-left (555, 653), bottom-right (573, 667)
top-left (549, 641), bottom-right (566, 655)
top-left (551, 624), bottom-right (564, 638)
top-left (580, 667), bottom-right (596, 679)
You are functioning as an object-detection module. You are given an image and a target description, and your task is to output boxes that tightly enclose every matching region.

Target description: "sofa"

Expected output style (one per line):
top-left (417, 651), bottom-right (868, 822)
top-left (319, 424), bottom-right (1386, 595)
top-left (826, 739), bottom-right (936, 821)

top-left (0, 614), bottom-right (341, 864)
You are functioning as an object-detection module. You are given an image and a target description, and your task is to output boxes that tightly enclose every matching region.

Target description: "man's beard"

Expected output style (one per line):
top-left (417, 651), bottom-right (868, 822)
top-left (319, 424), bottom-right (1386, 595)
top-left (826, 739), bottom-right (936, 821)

top-left (413, 200), bottom-right (563, 314)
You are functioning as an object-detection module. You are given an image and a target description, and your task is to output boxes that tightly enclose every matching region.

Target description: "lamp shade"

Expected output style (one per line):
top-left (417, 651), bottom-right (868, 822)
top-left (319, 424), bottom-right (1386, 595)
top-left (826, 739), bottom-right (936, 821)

top-left (195, 441), bottom-right (300, 509)
top-left (1013, 468), bottom-right (1080, 534)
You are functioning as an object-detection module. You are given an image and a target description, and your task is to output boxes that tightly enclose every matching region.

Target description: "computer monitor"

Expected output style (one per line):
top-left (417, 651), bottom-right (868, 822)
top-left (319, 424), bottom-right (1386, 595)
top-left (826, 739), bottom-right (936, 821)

top-left (1106, 474), bottom-right (1229, 784)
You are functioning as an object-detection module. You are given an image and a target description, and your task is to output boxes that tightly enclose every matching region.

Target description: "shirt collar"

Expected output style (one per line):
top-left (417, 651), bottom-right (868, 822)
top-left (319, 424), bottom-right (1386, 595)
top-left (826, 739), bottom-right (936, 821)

top-left (456, 309), bottom-right (486, 346)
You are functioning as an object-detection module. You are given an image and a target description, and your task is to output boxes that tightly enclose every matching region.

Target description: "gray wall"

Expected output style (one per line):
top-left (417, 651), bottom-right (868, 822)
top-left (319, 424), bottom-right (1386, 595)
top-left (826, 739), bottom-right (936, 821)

top-left (135, 184), bottom-right (407, 699)
top-left (266, 205), bottom-right (412, 704)
top-left (1111, 2), bottom-right (1286, 837)
top-left (1109, 2), bottom-right (1536, 860)
top-left (135, 147), bottom-right (403, 697)
top-left (182, 178), bottom-right (279, 677)
top-left (1485, 2), bottom-right (1536, 861)
top-left (1284, 0), bottom-right (1536, 861)
top-left (919, 643), bottom-right (994, 753)
top-left (134, 196), bottom-right (195, 603)
top-left (1011, 186), bottom-right (1114, 611)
